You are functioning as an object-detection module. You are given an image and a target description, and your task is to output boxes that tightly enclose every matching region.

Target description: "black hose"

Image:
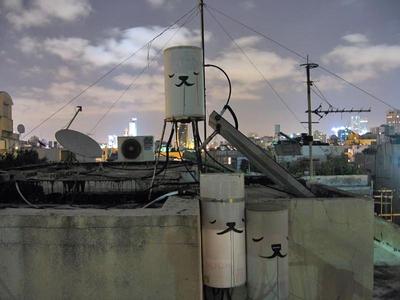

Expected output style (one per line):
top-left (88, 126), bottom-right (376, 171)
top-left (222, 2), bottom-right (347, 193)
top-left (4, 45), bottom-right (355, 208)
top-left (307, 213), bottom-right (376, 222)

top-left (224, 104), bottom-right (239, 129)
top-left (205, 64), bottom-right (231, 108)
top-left (142, 126), bottom-right (174, 179)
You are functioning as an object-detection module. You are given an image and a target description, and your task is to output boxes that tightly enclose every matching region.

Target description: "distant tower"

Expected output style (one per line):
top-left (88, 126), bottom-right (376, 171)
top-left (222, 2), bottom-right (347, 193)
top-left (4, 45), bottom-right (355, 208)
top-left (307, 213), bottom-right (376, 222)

top-left (128, 117), bottom-right (137, 137)
top-left (350, 115), bottom-right (368, 135)
top-left (274, 124), bottom-right (281, 141)
top-left (177, 123), bottom-right (189, 149)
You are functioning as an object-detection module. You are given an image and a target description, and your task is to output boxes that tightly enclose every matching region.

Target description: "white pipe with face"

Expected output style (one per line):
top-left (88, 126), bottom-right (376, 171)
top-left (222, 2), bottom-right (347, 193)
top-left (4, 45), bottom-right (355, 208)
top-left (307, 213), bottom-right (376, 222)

top-left (246, 204), bottom-right (289, 300)
top-left (200, 173), bottom-right (246, 288)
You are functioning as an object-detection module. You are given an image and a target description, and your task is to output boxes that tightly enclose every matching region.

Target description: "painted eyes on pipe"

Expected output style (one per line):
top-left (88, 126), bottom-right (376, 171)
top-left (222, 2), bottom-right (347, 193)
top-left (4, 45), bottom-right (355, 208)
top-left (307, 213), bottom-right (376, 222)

top-left (169, 72), bottom-right (198, 77)
top-left (242, 218), bottom-right (245, 223)
top-left (209, 220), bottom-right (216, 224)
top-left (252, 237), bottom-right (264, 242)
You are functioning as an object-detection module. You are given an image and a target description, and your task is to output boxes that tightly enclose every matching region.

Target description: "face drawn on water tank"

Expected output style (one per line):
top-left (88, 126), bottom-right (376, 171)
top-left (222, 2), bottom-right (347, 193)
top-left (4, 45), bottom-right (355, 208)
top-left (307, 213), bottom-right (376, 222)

top-left (200, 173), bottom-right (246, 288)
top-left (246, 204), bottom-right (289, 300)
top-left (163, 46), bottom-right (204, 121)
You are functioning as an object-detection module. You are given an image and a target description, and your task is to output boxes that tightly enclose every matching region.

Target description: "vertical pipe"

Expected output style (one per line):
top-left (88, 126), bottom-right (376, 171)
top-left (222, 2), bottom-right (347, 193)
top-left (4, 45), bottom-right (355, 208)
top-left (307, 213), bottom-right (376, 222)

top-left (305, 61), bottom-right (313, 178)
top-left (199, 0), bottom-right (207, 168)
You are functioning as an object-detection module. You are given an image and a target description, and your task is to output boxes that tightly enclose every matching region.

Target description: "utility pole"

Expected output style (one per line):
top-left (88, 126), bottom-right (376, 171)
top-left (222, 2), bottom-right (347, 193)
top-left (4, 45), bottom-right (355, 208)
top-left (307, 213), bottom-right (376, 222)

top-left (301, 56), bottom-right (318, 178)
top-left (199, 0), bottom-right (207, 170)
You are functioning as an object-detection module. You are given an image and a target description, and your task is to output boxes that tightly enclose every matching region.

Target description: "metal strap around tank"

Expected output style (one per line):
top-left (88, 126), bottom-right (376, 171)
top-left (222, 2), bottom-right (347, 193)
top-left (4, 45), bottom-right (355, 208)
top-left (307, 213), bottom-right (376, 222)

top-left (200, 197), bottom-right (245, 203)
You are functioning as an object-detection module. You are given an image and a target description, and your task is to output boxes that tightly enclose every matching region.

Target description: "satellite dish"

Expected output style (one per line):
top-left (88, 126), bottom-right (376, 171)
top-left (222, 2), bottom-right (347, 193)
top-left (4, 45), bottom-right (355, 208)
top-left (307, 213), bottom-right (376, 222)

top-left (17, 124), bottom-right (25, 134)
top-left (55, 129), bottom-right (102, 158)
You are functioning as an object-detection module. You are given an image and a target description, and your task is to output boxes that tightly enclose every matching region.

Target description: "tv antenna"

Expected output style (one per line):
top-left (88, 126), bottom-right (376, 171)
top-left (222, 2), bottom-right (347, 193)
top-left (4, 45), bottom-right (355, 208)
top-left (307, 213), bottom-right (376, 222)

top-left (307, 104), bottom-right (371, 120)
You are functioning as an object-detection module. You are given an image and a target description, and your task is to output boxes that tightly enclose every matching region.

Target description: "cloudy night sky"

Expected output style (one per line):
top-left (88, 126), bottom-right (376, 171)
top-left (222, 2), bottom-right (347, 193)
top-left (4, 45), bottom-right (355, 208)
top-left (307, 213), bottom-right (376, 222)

top-left (1, 0), bottom-right (400, 143)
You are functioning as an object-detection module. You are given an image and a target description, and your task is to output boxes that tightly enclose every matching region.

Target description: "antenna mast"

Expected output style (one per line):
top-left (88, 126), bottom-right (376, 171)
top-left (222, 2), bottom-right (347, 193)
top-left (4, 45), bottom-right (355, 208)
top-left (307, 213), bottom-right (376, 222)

top-left (300, 56), bottom-right (318, 178)
top-left (199, 0), bottom-right (207, 169)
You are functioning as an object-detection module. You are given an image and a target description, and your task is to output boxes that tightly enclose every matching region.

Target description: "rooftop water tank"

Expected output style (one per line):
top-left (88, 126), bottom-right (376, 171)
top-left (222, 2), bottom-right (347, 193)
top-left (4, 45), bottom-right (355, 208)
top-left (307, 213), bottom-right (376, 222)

top-left (200, 173), bottom-right (246, 288)
top-left (163, 46), bottom-right (204, 122)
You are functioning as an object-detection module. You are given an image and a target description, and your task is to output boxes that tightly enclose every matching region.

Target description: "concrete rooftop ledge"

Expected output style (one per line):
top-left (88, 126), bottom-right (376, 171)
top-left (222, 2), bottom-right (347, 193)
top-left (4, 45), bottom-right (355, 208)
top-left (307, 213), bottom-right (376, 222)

top-left (0, 197), bottom-right (202, 300)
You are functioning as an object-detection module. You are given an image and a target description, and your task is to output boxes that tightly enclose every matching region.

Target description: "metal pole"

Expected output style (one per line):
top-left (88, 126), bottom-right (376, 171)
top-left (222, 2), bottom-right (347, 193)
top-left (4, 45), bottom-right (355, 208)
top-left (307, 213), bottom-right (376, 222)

top-left (199, 0), bottom-right (207, 170)
top-left (306, 62), bottom-right (313, 178)
top-left (301, 57), bottom-right (318, 178)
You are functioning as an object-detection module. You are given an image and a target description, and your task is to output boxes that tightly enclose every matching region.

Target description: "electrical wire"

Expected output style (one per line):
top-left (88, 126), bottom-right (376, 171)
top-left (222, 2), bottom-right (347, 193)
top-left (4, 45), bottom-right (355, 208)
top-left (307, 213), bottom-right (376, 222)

top-left (23, 5), bottom-right (198, 138)
top-left (147, 125), bottom-right (175, 200)
top-left (317, 65), bottom-right (398, 110)
top-left (89, 8), bottom-right (199, 134)
top-left (193, 120), bottom-right (235, 173)
top-left (206, 7), bottom-right (304, 128)
top-left (312, 83), bottom-right (333, 108)
top-left (207, 5), bottom-right (398, 110)
top-left (204, 63), bottom-right (238, 129)
top-left (206, 7), bottom-right (346, 172)
top-left (204, 64), bottom-right (232, 108)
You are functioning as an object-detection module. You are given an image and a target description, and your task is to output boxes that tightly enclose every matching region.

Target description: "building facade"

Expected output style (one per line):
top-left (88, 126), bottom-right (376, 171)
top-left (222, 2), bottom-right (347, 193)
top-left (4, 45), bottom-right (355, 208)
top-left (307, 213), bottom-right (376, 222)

top-left (0, 91), bottom-right (19, 153)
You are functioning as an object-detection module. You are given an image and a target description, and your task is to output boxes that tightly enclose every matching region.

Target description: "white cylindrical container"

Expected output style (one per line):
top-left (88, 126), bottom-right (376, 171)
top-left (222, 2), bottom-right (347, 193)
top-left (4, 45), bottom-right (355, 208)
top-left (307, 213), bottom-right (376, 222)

top-left (200, 173), bottom-right (246, 288)
top-left (246, 204), bottom-right (289, 300)
top-left (164, 46), bottom-right (205, 121)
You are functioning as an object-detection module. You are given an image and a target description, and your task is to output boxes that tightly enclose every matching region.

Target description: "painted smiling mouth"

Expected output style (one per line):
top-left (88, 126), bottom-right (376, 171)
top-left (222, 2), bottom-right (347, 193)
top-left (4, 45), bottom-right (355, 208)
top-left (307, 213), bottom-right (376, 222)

top-left (216, 222), bottom-right (244, 235)
top-left (258, 243), bottom-right (287, 259)
top-left (175, 75), bottom-right (194, 87)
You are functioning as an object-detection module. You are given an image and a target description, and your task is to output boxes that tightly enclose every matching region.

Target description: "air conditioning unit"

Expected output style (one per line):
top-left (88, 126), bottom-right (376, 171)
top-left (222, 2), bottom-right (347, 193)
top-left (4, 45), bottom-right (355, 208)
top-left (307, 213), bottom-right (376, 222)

top-left (118, 136), bottom-right (155, 162)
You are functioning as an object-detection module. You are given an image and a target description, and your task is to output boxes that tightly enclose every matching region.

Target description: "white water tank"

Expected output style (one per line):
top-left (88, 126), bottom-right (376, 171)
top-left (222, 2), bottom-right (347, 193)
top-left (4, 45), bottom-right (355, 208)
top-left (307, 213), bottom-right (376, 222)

top-left (164, 46), bottom-right (204, 121)
top-left (200, 173), bottom-right (246, 288)
top-left (246, 204), bottom-right (289, 300)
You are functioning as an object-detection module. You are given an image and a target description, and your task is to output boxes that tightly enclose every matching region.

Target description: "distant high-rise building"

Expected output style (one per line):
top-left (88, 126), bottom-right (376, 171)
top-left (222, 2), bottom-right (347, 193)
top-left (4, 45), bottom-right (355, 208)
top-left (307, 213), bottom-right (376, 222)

top-left (350, 115), bottom-right (368, 135)
top-left (274, 124), bottom-right (280, 141)
top-left (386, 110), bottom-right (400, 133)
top-left (313, 130), bottom-right (327, 143)
top-left (337, 128), bottom-right (351, 143)
top-left (128, 117), bottom-right (137, 136)
top-left (177, 124), bottom-right (189, 149)
top-left (386, 110), bottom-right (400, 125)
top-left (0, 91), bottom-right (19, 152)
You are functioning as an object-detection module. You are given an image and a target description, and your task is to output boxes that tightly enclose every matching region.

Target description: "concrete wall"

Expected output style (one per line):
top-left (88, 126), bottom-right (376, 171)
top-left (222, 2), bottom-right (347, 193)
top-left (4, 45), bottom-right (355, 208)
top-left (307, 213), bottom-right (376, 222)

top-left (246, 189), bottom-right (374, 300)
top-left (305, 175), bottom-right (372, 196)
top-left (0, 197), bottom-right (202, 300)
top-left (288, 197), bottom-right (373, 300)
top-left (374, 216), bottom-right (400, 252)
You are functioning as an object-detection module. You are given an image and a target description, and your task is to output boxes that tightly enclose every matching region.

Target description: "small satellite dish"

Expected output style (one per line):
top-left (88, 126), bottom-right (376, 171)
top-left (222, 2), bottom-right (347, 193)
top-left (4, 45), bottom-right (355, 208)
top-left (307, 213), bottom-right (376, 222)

top-left (55, 129), bottom-right (102, 158)
top-left (17, 124), bottom-right (25, 134)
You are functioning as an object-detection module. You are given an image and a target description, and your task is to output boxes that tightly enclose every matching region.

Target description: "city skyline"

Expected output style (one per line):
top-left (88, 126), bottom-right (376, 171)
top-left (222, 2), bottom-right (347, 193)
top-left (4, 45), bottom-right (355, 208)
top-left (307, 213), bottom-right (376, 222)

top-left (1, 0), bottom-right (400, 143)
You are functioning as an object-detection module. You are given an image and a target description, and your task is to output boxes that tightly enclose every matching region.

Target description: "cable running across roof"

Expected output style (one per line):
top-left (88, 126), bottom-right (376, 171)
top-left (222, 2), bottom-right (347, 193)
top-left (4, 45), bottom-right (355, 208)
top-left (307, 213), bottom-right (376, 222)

top-left (206, 6), bottom-right (305, 129)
